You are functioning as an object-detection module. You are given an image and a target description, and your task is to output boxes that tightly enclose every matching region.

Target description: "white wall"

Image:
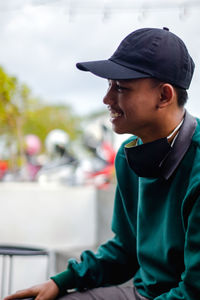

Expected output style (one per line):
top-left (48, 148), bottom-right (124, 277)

top-left (0, 183), bottom-right (97, 250)
top-left (0, 182), bottom-right (115, 297)
top-left (0, 183), bottom-right (96, 296)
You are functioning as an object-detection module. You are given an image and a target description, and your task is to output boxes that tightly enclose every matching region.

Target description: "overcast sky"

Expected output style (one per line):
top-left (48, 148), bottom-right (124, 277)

top-left (0, 0), bottom-right (200, 116)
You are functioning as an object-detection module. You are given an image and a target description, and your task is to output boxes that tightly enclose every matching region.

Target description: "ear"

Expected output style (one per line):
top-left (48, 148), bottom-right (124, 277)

top-left (157, 83), bottom-right (175, 109)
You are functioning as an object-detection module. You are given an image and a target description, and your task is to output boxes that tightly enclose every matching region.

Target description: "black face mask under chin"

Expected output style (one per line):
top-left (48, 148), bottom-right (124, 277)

top-left (125, 137), bottom-right (172, 178)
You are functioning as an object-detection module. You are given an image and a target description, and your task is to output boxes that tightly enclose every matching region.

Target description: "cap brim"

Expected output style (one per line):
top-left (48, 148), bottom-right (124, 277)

top-left (76, 59), bottom-right (151, 80)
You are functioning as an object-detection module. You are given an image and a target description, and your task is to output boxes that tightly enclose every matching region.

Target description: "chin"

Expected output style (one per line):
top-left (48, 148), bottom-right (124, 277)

top-left (112, 126), bottom-right (130, 135)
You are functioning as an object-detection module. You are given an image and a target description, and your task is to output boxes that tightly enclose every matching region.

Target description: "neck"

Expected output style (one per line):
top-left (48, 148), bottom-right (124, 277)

top-left (140, 108), bottom-right (185, 144)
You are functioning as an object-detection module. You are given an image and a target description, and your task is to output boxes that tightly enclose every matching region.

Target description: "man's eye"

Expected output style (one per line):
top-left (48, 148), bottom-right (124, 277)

top-left (116, 85), bottom-right (126, 92)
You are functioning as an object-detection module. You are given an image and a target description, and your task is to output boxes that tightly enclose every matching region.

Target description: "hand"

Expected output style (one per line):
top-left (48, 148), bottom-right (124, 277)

top-left (3, 279), bottom-right (60, 300)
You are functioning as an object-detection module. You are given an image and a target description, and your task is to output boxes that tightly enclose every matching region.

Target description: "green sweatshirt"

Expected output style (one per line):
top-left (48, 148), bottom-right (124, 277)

top-left (51, 112), bottom-right (200, 299)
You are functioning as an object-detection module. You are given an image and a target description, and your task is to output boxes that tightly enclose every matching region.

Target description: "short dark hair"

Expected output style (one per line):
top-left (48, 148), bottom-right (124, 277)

top-left (151, 78), bottom-right (188, 107)
top-left (174, 86), bottom-right (188, 107)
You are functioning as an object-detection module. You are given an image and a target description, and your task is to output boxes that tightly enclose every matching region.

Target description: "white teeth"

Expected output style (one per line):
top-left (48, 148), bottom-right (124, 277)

top-left (111, 112), bottom-right (121, 118)
top-left (107, 107), bottom-right (122, 119)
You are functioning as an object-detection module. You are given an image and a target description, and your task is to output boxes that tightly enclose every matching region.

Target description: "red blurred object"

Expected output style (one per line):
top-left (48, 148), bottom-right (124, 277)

top-left (87, 142), bottom-right (116, 190)
top-left (0, 160), bottom-right (8, 179)
top-left (101, 142), bottom-right (116, 164)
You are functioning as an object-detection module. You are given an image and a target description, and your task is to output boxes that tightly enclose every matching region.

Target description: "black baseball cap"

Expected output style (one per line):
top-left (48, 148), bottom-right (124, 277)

top-left (76, 27), bottom-right (195, 89)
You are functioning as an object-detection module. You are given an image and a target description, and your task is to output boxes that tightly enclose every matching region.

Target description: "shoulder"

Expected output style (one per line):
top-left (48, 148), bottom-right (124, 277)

top-left (117, 135), bottom-right (137, 155)
top-left (115, 135), bottom-right (137, 172)
top-left (192, 117), bottom-right (200, 148)
top-left (184, 117), bottom-right (200, 189)
top-left (190, 117), bottom-right (200, 166)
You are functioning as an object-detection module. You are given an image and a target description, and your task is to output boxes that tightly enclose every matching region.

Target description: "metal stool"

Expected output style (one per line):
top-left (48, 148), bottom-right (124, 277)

top-left (0, 245), bottom-right (50, 299)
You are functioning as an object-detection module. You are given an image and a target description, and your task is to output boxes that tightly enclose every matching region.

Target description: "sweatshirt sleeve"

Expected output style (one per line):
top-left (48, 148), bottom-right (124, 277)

top-left (154, 195), bottom-right (200, 299)
top-left (50, 181), bottom-right (139, 293)
top-left (51, 233), bottom-right (138, 292)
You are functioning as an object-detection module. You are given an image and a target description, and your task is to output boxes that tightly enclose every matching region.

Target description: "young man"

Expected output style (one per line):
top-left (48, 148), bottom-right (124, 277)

top-left (4, 27), bottom-right (200, 299)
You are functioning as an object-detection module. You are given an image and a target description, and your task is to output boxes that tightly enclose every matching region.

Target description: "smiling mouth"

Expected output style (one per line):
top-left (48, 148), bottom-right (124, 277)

top-left (110, 111), bottom-right (123, 119)
top-left (108, 106), bottom-right (123, 120)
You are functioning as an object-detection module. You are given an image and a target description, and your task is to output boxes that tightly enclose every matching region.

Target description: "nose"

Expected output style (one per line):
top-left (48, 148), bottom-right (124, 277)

top-left (103, 92), bottom-right (110, 105)
top-left (103, 87), bottom-right (115, 106)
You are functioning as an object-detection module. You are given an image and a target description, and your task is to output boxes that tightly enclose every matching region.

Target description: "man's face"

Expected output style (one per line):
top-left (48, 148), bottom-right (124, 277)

top-left (103, 78), bottom-right (161, 138)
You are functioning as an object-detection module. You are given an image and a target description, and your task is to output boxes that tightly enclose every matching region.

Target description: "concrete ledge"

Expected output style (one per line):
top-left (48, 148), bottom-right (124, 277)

top-left (0, 183), bottom-right (97, 249)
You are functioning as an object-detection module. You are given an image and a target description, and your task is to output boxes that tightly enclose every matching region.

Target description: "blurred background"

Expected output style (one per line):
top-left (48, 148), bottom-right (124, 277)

top-left (0, 0), bottom-right (200, 297)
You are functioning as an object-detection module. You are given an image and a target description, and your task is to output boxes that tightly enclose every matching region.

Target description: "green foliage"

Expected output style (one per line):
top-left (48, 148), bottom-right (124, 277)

top-left (0, 66), bottom-right (81, 168)
top-left (23, 103), bottom-right (82, 145)
top-left (0, 67), bottom-right (18, 133)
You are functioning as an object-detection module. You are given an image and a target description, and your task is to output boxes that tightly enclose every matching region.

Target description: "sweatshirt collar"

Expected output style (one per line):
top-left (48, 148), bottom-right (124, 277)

top-left (161, 110), bottom-right (197, 180)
